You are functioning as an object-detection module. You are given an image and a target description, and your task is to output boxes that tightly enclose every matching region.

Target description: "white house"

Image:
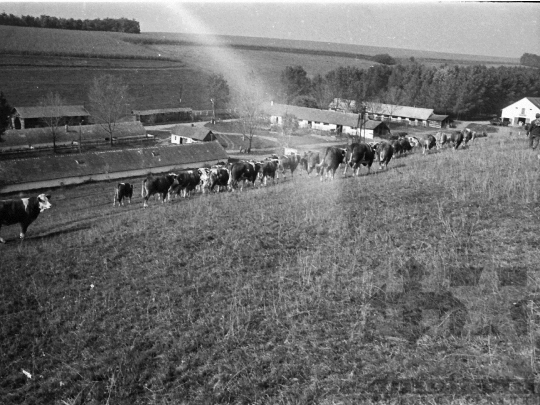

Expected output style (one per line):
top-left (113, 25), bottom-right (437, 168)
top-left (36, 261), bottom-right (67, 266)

top-left (501, 97), bottom-right (540, 126)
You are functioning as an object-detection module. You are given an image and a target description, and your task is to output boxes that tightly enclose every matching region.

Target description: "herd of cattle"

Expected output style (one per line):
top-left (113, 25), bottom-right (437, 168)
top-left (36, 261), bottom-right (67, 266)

top-left (0, 127), bottom-right (485, 243)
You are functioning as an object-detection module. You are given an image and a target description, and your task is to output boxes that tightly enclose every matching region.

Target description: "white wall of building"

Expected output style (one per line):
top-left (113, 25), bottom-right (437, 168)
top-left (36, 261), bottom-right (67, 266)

top-left (501, 98), bottom-right (540, 126)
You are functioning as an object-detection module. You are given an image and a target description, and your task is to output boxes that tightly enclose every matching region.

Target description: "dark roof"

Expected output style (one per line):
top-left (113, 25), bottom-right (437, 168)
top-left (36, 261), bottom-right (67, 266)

top-left (12, 105), bottom-right (90, 119)
top-left (428, 114), bottom-right (449, 122)
top-left (0, 142), bottom-right (228, 186)
top-left (170, 126), bottom-right (214, 141)
top-left (364, 120), bottom-right (390, 130)
top-left (132, 108), bottom-right (193, 115)
top-left (1, 122), bottom-right (147, 148)
top-left (262, 103), bottom-right (360, 127)
top-left (526, 97), bottom-right (540, 110)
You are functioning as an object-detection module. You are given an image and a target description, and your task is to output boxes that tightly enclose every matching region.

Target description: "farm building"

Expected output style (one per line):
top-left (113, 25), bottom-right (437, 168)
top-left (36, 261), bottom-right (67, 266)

top-left (170, 126), bottom-right (217, 144)
top-left (427, 114), bottom-right (451, 128)
top-left (328, 98), bottom-right (357, 113)
top-left (361, 120), bottom-right (391, 139)
top-left (365, 103), bottom-right (436, 127)
top-left (0, 141), bottom-right (228, 194)
top-left (132, 108), bottom-right (193, 125)
top-left (501, 97), bottom-right (540, 126)
top-left (263, 102), bottom-right (366, 137)
top-left (0, 122), bottom-right (150, 153)
top-left (10, 105), bottom-right (90, 130)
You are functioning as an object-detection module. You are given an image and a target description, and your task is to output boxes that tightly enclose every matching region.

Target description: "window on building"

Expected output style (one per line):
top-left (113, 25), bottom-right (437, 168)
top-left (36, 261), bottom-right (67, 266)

top-left (522, 108), bottom-right (525, 115)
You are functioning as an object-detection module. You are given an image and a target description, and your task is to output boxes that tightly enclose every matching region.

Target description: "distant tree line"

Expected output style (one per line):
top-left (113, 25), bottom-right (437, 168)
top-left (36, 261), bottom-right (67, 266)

top-left (280, 63), bottom-right (540, 119)
top-left (520, 53), bottom-right (540, 69)
top-left (0, 13), bottom-right (140, 33)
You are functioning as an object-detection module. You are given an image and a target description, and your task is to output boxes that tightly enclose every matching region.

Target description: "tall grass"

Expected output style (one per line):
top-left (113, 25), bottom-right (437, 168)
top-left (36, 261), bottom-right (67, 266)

top-left (1, 130), bottom-right (539, 404)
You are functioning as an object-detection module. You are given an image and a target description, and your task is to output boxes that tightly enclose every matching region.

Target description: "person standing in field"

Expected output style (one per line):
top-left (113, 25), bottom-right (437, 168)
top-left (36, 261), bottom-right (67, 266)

top-left (527, 113), bottom-right (540, 150)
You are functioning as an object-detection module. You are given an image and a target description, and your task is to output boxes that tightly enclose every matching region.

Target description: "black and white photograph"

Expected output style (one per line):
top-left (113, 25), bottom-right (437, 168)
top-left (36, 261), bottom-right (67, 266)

top-left (1, 0), bottom-right (539, 403)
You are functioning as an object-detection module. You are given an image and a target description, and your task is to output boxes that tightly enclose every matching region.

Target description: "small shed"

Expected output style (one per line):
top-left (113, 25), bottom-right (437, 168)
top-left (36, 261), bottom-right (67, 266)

top-left (0, 142), bottom-right (228, 193)
top-left (10, 105), bottom-right (90, 130)
top-left (359, 120), bottom-right (391, 140)
top-left (132, 107), bottom-right (193, 125)
top-left (170, 126), bottom-right (216, 144)
top-left (427, 114), bottom-right (451, 128)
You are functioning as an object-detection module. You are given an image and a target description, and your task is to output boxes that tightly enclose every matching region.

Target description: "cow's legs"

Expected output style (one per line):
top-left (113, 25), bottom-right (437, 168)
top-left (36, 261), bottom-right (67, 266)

top-left (0, 225), bottom-right (4, 243)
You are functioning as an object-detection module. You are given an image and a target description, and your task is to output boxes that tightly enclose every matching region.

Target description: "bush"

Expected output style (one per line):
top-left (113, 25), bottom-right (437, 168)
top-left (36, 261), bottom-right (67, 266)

top-left (372, 53), bottom-right (397, 65)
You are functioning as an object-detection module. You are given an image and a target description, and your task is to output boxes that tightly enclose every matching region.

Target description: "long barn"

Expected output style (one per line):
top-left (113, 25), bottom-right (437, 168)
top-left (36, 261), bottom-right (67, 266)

top-left (0, 142), bottom-right (228, 194)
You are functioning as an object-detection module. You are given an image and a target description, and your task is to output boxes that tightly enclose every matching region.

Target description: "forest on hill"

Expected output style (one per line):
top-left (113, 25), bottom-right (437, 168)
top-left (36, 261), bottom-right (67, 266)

top-left (280, 63), bottom-right (540, 119)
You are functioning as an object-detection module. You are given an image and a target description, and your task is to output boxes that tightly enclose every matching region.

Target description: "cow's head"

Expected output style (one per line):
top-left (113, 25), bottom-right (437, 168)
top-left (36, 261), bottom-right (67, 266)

top-left (38, 194), bottom-right (52, 212)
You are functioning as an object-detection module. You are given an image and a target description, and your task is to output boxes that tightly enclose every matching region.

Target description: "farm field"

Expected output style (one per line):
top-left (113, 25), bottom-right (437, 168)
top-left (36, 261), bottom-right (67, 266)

top-left (1, 127), bottom-right (539, 404)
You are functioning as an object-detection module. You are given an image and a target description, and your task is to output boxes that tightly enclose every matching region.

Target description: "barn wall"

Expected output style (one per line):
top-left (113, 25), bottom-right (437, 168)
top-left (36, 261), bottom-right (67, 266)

top-left (501, 98), bottom-right (540, 126)
top-left (0, 160), bottom-right (221, 194)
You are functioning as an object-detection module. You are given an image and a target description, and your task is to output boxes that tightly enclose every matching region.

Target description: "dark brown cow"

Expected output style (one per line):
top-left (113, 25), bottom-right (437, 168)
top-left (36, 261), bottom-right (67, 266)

top-left (0, 194), bottom-right (52, 243)
top-left (449, 131), bottom-right (464, 150)
top-left (399, 137), bottom-right (413, 153)
top-left (319, 146), bottom-right (346, 181)
top-left (113, 182), bottom-right (134, 207)
top-left (229, 161), bottom-right (261, 191)
top-left (343, 142), bottom-right (375, 177)
top-left (141, 174), bottom-right (177, 207)
top-left (376, 142), bottom-right (394, 170)
top-left (260, 159), bottom-right (279, 186)
top-left (168, 170), bottom-right (201, 199)
top-left (392, 139), bottom-right (403, 156)
top-left (435, 131), bottom-right (449, 149)
top-left (299, 151), bottom-right (320, 176)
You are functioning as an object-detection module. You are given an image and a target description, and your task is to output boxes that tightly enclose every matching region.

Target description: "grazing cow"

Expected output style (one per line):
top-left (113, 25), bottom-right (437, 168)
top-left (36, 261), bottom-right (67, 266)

top-left (449, 131), bottom-right (464, 150)
top-left (319, 146), bottom-right (346, 181)
top-left (260, 159), bottom-right (280, 186)
top-left (343, 142), bottom-right (375, 177)
top-left (421, 134), bottom-right (437, 155)
top-left (299, 151), bottom-right (320, 176)
top-left (0, 194), bottom-right (52, 243)
top-left (376, 142), bottom-right (394, 170)
top-left (406, 136), bottom-right (421, 148)
top-left (168, 170), bottom-right (201, 199)
top-left (435, 131), bottom-right (449, 149)
top-left (462, 128), bottom-right (476, 145)
top-left (229, 161), bottom-right (261, 191)
top-left (113, 182), bottom-right (134, 207)
top-left (141, 174), bottom-right (177, 207)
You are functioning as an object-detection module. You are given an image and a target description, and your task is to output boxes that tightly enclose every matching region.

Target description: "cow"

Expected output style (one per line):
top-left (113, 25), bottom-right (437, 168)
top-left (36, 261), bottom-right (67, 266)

top-left (277, 154), bottom-right (300, 180)
top-left (343, 142), bottom-right (375, 177)
top-left (462, 128), bottom-right (476, 145)
top-left (113, 182), bottom-right (134, 207)
top-left (229, 161), bottom-right (262, 191)
top-left (0, 194), bottom-right (52, 243)
top-left (299, 151), bottom-right (320, 176)
top-left (319, 146), bottom-right (346, 181)
top-left (392, 139), bottom-right (404, 156)
top-left (421, 134), bottom-right (437, 155)
top-left (449, 131), bottom-right (464, 150)
top-left (399, 137), bottom-right (413, 154)
top-left (260, 159), bottom-right (280, 186)
top-left (168, 170), bottom-right (201, 199)
top-left (435, 131), bottom-right (449, 149)
top-left (198, 167), bottom-right (230, 193)
top-left (376, 142), bottom-right (394, 170)
top-left (141, 174), bottom-right (177, 207)
top-left (406, 136), bottom-right (421, 148)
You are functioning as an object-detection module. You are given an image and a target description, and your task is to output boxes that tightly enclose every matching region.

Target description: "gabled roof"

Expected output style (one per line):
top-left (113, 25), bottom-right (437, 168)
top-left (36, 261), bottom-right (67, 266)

top-left (427, 114), bottom-right (449, 122)
top-left (2, 122), bottom-right (147, 149)
top-left (262, 103), bottom-right (360, 128)
top-left (132, 108), bottom-right (193, 115)
top-left (0, 142), bottom-right (228, 187)
top-left (366, 103), bottom-right (434, 120)
top-left (170, 126), bottom-right (214, 141)
top-left (364, 120), bottom-right (390, 130)
top-left (12, 105), bottom-right (90, 119)
top-left (526, 97), bottom-right (540, 110)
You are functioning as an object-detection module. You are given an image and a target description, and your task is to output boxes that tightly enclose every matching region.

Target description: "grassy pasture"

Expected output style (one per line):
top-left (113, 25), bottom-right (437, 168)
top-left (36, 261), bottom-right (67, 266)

top-left (1, 127), bottom-right (539, 404)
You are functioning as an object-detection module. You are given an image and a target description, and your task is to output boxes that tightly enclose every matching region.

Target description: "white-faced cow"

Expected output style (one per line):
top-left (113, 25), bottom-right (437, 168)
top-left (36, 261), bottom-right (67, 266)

top-left (343, 142), bottom-right (375, 177)
top-left (319, 146), bottom-right (346, 181)
top-left (0, 194), bottom-right (52, 243)
top-left (406, 136), bottom-right (421, 148)
top-left (299, 151), bottom-right (320, 176)
top-left (449, 131), bottom-right (464, 150)
top-left (168, 170), bottom-right (201, 199)
top-left (462, 128), bottom-right (476, 145)
top-left (229, 161), bottom-right (262, 191)
top-left (113, 183), bottom-right (134, 207)
top-left (421, 134), bottom-right (437, 155)
top-left (376, 142), bottom-right (394, 170)
top-left (198, 167), bottom-right (230, 193)
top-left (260, 159), bottom-right (280, 186)
top-left (141, 174), bottom-right (177, 207)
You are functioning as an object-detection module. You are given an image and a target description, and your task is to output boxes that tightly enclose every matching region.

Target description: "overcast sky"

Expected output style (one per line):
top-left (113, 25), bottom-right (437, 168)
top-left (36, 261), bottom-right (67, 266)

top-left (1, 1), bottom-right (539, 58)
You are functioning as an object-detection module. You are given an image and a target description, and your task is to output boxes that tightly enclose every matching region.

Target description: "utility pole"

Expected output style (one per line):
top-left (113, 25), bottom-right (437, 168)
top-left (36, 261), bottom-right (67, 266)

top-left (210, 98), bottom-right (215, 125)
